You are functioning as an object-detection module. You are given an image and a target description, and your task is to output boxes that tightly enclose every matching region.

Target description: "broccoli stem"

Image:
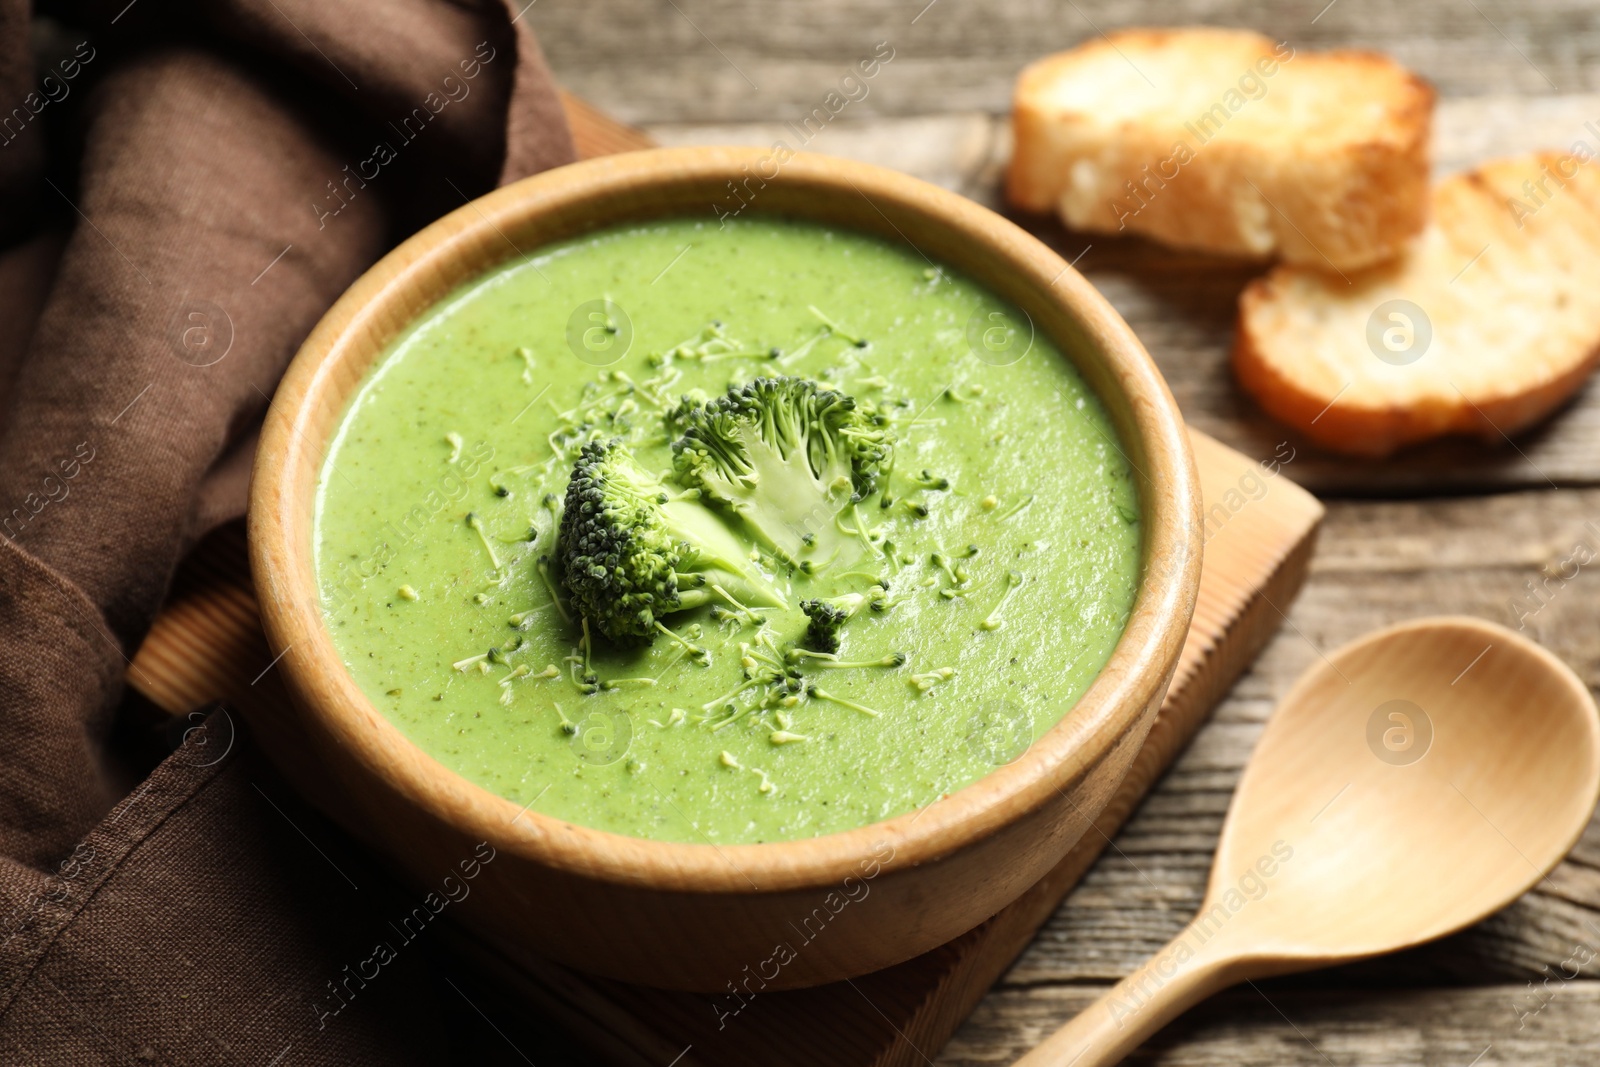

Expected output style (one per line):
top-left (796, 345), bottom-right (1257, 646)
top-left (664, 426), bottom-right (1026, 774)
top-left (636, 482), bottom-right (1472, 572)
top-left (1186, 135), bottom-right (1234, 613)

top-left (497, 664), bottom-right (531, 705)
top-left (870, 586), bottom-right (910, 612)
top-left (657, 499), bottom-right (784, 609)
top-left (789, 650), bottom-right (907, 670)
top-left (797, 545), bottom-right (843, 577)
top-left (834, 570), bottom-right (885, 584)
top-left (835, 504), bottom-right (882, 558)
top-left (931, 552), bottom-right (966, 586)
top-left (640, 364), bottom-right (682, 400)
top-left (509, 605), bottom-right (553, 630)
top-left (654, 621), bottom-right (710, 664)
top-left (709, 704), bottom-right (755, 732)
top-left (564, 646), bottom-right (598, 695)
top-left (980, 571), bottom-right (1024, 631)
top-left (808, 687), bottom-right (881, 717)
top-left (690, 349), bottom-right (777, 363)
top-left (807, 305), bottom-right (866, 346)
top-left (601, 643), bottom-right (694, 694)
top-left (466, 513), bottom-right (502, 569)
top-left (775, 326), bottom-right (831, 366)
top-left (607, 370), bottom-right (665, 409)
top-left (553, 702), bottom-right (577, 734)
top-left (558, 438), bottom-right (789, 644)
top-left (996, 494), bottom-right (1036, 521)
top-left (708, 583), bottom-right (772, 621)
top-left (535, 555), bottom-right (570, 624)
top-left (708, 604), bottom-right (750, 634)
top-left (551, 385), bottom-right (631, 426)
top-left (648, 707), bottom-right (688, 729)
top-left (489, 464), bottom-right (540, 495)
top-left (740, 639), bottom-right (785, 672)
top-left (701, 675), bottom-right (764, 713)
top-left (601, 676), bottom-right (658, 690)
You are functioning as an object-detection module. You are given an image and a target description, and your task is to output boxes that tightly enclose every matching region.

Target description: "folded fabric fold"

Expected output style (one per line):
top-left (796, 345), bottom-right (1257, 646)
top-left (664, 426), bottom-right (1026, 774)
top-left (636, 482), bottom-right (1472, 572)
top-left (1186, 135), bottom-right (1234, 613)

top-left (0, 0), bottom-right (575, 1059)
top-left (0, 708), bottom-right (451, 1064)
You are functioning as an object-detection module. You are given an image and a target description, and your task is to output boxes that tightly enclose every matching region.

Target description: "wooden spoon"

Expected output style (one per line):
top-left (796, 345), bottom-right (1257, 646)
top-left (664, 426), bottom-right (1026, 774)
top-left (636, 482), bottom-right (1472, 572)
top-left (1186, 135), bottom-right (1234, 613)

top-left (1016, 615), bottom-right (1600, 1067)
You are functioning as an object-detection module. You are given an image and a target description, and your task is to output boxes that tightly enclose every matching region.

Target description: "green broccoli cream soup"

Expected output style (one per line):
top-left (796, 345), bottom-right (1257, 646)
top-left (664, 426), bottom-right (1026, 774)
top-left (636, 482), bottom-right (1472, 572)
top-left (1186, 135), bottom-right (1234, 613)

top-left (315, 215), bottom-right (1140, 845)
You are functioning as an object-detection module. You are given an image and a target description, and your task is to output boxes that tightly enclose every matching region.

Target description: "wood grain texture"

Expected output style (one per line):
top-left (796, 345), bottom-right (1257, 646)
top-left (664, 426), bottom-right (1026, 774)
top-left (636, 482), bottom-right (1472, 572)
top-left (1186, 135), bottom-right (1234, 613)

top-left (944, 982), bottom-right (1600, 1065)
top-left (1015, 615), bottom-right (1600, 1066)
top-left (135, 1), bottom-right (1600, 1055)
top-left (522, 1), bottom-right (1600, 124)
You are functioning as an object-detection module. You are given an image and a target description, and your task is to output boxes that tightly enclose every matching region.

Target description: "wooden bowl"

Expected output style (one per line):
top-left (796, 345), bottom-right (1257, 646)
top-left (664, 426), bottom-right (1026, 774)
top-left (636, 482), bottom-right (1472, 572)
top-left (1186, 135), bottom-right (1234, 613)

top-left (249, 147), bottom-right (1202, 991)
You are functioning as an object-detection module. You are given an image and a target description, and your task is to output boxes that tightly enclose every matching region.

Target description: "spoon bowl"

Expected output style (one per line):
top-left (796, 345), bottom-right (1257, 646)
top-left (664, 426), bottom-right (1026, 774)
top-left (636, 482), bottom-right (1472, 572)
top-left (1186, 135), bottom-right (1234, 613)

top-left (1017, 616), bottom-right (1600, 1066)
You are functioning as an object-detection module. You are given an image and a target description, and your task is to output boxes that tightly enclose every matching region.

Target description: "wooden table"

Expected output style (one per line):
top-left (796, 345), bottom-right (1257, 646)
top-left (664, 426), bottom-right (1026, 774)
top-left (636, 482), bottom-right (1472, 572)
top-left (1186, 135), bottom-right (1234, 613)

top-left (515, 2), bottom-right (1600, 1063)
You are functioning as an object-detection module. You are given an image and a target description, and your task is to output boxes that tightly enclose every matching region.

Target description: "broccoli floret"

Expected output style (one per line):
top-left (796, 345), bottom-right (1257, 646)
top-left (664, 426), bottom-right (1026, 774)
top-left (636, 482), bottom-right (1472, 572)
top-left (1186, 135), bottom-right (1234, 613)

top-left (557, 439), bottom-right (782, 644)
top-left (663, 389), bottom-right (712, 434)
top-left (798, 590), bottom-right (884, 653)
top-left (669, 377), bottom-right (894, 564)
top-left (799, 601), bottom-right (848, 653)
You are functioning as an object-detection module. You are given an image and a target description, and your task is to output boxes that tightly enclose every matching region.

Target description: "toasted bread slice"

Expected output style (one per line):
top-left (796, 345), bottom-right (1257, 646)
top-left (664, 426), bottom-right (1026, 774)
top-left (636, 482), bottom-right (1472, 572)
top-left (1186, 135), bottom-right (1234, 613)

top-left (1008, 28), bottom-right (1433, 269)
top-left (1234, 153), bottom-right (1600, 457)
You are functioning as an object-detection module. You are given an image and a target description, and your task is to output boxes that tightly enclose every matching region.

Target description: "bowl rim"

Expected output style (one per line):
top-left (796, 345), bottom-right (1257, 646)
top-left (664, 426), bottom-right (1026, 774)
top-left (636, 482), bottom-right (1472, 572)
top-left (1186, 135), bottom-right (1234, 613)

top-left (249, 145), bottom-right (1201, 894)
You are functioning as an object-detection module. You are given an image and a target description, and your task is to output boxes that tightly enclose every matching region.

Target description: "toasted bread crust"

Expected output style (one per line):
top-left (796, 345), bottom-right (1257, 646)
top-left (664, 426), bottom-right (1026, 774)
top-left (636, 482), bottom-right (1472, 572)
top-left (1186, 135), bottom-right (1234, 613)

top-left (1235, 152), bottom-right (1600, 457)
top-left (1008, 28), bottom-right (1433, 269)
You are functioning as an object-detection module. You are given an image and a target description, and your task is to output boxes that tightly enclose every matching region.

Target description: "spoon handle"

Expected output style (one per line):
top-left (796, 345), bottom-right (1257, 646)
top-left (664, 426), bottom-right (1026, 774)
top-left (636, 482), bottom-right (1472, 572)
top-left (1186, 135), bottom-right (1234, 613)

top-left (1012, 920), bottom-right (1241, 1067)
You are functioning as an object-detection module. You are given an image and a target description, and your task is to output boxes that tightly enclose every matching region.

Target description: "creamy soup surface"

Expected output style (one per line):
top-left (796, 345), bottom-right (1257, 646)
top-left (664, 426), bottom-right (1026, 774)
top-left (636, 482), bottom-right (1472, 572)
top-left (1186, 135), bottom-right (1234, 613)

top-left (314, 216), bottom-right (1141, 844)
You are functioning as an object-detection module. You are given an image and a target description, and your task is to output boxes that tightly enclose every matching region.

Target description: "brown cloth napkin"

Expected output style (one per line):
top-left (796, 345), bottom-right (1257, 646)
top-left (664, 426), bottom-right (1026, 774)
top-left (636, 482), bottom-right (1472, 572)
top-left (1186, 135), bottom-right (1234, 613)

top-left (0, 1), bottom-right (574, 1061)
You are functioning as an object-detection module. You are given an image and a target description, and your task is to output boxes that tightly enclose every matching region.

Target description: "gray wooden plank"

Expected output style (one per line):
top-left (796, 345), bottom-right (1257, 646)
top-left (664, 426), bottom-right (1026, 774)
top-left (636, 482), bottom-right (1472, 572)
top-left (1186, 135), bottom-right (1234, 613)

top-left (527, 0), bottom-right (1600, 124)
top-left (939, 982), bottom-right (1600, 1065)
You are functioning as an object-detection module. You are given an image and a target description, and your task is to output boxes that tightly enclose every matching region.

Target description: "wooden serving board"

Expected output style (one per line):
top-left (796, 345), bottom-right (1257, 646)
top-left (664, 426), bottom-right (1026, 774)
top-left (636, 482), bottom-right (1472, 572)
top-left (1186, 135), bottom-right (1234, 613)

top-left (125, 98), bottom-right (1325, 1067)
